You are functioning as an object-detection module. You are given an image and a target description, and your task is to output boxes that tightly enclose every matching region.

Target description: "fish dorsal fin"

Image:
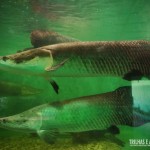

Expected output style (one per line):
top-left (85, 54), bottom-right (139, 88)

top-left (123, 69), bottom-right (144, 81)
top-left (115, 86), bottom-right (133, 103)
top-left (37, 129), bottom-right (59, 144)
top-left (30, 30), bottom-right (78, 48)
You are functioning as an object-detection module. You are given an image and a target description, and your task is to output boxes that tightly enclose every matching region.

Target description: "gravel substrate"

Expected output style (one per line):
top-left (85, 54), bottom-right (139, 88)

top-left (0, 135), bottom-right (122, 150)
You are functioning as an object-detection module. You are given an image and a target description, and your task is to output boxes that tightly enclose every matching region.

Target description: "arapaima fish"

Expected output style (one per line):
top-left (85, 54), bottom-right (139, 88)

top-left (0, 86), bottom-right (149, 144)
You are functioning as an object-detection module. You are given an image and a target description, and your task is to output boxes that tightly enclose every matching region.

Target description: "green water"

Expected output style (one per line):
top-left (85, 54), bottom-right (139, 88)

top-left (0, 0), bottom-right (150, 150)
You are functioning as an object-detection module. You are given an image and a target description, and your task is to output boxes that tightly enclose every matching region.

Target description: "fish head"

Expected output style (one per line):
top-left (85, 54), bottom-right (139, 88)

top-left (0, 109), bottom-right (42, 132)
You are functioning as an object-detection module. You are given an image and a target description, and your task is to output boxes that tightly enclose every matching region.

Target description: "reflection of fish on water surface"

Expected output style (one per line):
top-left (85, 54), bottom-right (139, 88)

top-left (0, 86), bottom-right (149, 144)
top-left (1, 36), bottom-right (150, 81)
top-left (29, 0), bottom-right (86, 23)
top-left (30, 0), bottom-right (69, 21)
top-left (0, 80), bottom-right (42, 96)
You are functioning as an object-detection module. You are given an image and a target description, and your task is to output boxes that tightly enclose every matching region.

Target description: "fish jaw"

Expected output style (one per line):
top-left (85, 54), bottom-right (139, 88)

top-left (0, 116), bottom-right (33, 132)
top-left (0, 109), bottom-right (43, 133)
top-left (0, 48), bottom-right (54, 76)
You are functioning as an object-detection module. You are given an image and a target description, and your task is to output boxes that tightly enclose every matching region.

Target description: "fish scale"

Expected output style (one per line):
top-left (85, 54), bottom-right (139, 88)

top-left (45, 88), bottom-right (133, 132)
top-left (47, 40), bottom-right (150, 78)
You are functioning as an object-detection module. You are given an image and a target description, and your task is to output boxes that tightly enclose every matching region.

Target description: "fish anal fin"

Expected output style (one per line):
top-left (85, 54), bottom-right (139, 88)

top-left (37, 129), bottom-right (59, 144)
top-left (107, 125), bottom-right (120, 135)
top-left (123, 69), bottom-right (143, 81)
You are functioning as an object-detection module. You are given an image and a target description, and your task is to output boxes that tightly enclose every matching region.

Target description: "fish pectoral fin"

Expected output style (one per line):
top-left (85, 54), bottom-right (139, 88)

top-left (38, 48), bottom-right (54, 71)
top-left (49, 79), bottom-right (59, 94)
top-left (45, 58), bottom-right (69, 71)
top-left (37, 129), bottom-right (59, 144)
top-left (45, 77), bottom-right (59, 94)
top-left (123, 69), bottom-right (143, 81)
top-left (41, 47), bottom-right (69, 72)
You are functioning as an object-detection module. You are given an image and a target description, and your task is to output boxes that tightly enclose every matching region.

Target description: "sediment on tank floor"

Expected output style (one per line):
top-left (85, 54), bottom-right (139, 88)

top-left (0, 135), bottom-right (122, 150)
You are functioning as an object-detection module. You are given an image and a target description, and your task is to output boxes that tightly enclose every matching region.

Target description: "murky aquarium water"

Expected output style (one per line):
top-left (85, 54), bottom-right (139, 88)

top-left (0, 0), bottom-right (150, 150)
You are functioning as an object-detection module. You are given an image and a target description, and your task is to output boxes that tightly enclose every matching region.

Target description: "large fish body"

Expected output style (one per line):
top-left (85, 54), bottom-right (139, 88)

top-left (2, 40), bottom-right (150, 80)
top-left (0, 86), bottom-right (149, 143)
